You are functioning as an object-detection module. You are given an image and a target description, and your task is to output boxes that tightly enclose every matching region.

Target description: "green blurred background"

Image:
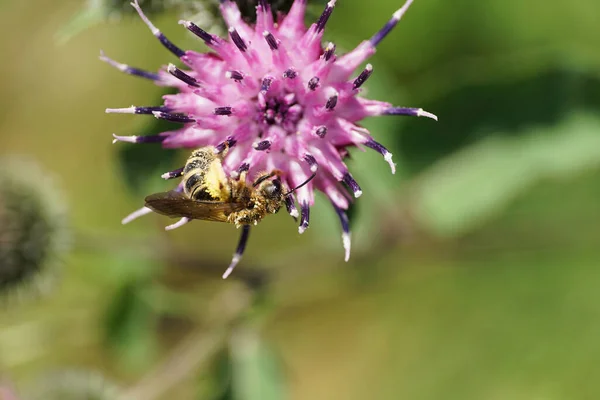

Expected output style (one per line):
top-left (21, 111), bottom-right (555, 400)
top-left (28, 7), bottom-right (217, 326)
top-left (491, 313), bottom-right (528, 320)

top-left (1, 0), bottom-right (600, 398)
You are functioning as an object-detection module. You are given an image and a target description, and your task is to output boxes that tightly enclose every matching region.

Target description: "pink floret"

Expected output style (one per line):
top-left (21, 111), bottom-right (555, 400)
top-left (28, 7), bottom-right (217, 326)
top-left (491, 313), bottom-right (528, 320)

top-left (104, 0), bottom-right (437, 274)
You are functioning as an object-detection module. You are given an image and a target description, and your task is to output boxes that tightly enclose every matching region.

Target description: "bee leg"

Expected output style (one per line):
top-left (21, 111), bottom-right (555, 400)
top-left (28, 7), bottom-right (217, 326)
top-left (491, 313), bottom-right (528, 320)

top-left (332, 203), bottom-right (351, 262)
top-left (222, 225), bottom-right (251, 279)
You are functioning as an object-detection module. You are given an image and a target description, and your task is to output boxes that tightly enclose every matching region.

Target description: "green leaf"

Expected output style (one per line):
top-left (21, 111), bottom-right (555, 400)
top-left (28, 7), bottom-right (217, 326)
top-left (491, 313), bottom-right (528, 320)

top-left (56, 0), bottom-right (190, 44)
top-left (397, 68), bottom-right (600, 176)
top-left (410, 113), bottom-right (600, 237)
top-left (390, 66), bottom-right (600, 237)
top-left (196, 348), bottom-right (234, 400)
top-left (55, 7), bottom-right (106, 45)
top-left (56, 0), bottom-right (323, 44)
top-left (115, 93), bottom-right (181, 196)
top-left (230, 327), bottom-right (286, 400)
top-left (104, 280), bottom-right (158, 372)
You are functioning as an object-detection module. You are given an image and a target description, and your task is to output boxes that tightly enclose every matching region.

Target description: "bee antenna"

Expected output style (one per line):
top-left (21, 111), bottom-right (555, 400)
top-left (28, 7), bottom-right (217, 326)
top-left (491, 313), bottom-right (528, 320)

top-left (252, 170), bottom-right (282, 187)
top-left (284, 172), bottom-right (317, 196)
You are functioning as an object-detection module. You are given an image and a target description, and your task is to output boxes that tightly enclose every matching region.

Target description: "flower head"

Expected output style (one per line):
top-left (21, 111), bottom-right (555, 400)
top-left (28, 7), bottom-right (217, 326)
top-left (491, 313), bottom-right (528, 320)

top-left (104, 0), bottom-right (436, 277)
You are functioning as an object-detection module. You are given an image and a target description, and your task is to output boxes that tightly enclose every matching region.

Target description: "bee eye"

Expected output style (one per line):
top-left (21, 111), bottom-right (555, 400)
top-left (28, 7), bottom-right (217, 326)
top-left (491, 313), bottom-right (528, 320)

top-left (264, 180), bottom-right (282, 197)
top-left (272, 179), bottom-right (282, 193)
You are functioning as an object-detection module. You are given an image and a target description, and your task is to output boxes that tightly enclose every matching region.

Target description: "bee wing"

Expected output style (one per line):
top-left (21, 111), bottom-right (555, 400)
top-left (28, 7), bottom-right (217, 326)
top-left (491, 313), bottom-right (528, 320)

top-left (145, 191), bottom-right (245, 223)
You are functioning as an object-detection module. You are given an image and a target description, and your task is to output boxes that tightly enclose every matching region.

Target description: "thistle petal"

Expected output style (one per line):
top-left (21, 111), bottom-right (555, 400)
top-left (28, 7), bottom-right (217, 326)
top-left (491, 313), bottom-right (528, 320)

top-left (105, 0), bottom-right (436, 276)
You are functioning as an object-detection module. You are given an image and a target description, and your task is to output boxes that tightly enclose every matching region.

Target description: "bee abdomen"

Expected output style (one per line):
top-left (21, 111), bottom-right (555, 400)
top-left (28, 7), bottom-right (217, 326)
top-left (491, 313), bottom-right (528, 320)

top-left (183, 172), bottom-right (202, 195)
top-left (183, 157), bottom-right (209, 175)
top-left (182, 149), bottom-right (214, 195)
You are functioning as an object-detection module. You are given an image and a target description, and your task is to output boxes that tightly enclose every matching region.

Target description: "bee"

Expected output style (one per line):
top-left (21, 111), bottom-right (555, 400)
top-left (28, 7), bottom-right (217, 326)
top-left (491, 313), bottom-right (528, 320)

top-left (144, 146), bottom-right (315, 278)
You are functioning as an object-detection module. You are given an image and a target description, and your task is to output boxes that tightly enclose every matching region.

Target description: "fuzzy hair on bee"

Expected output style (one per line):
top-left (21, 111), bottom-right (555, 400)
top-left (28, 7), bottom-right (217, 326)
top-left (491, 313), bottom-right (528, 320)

top-left (145, 146), bottom-right (287, 228)
top-left (144, 145), bottom-right (315, 278)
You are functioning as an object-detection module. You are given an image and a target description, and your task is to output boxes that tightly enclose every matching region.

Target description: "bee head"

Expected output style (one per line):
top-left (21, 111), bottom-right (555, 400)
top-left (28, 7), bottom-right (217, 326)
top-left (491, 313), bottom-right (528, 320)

top-left (257, 178), bottom-right (283, 214)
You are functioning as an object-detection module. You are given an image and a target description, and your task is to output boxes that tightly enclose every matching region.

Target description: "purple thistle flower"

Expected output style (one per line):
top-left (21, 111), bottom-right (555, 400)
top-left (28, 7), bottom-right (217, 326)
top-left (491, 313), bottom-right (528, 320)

top-left (104, 0), bottom-right (437, 276)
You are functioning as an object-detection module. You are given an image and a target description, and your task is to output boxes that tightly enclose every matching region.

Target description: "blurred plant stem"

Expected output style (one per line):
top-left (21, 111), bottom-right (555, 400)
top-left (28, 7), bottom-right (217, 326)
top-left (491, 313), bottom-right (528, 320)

top-left (119, 327), bottom-right (225, 400)
top-left (119, 284), bottom-right (251, 400)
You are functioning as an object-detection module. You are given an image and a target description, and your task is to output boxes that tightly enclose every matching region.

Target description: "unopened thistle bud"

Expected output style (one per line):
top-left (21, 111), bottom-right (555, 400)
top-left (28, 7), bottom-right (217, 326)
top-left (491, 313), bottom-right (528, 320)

top-left (0, 157), bottom-right (70, 299)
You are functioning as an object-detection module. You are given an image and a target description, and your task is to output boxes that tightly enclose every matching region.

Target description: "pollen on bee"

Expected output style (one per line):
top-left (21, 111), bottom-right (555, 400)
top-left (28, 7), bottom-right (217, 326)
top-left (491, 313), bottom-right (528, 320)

top-left (108, 0), bottom-right (434, 277)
